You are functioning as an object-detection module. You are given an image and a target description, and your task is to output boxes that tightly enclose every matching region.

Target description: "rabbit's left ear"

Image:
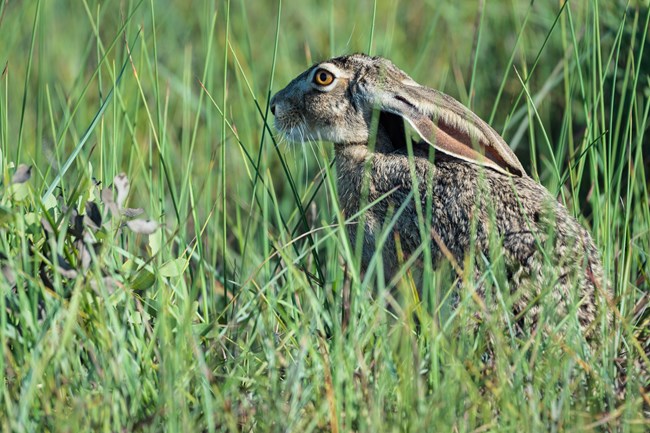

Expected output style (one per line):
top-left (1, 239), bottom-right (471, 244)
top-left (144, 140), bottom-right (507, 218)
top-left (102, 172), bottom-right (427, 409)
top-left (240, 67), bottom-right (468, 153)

top-left (369, 82), bottom-right (526, 177)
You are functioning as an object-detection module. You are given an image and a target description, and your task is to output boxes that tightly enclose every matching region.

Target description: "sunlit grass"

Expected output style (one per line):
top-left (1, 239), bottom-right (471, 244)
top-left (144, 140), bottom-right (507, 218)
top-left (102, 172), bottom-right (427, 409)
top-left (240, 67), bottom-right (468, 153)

top-left (0, 0), bottom-right (648, 431)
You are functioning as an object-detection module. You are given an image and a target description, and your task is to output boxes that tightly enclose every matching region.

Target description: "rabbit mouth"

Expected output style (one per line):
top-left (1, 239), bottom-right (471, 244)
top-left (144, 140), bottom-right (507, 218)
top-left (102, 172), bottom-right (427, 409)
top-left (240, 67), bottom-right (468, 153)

top-left (274, 117), bottom-right (320, 143)
top-left (280, 127), bottom-right (318, 143)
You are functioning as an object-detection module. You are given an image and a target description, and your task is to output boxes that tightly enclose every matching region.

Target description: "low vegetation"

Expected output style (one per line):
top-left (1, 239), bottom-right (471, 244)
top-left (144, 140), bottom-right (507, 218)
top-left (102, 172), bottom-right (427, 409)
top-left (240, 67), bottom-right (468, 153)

top-left (0, 0), bottom-right (648, 431)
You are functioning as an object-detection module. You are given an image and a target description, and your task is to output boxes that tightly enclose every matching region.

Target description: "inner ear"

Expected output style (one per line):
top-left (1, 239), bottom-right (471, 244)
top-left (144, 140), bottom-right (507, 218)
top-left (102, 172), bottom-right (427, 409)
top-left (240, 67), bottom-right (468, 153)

top-left (378, 110), bottom-right (407, 149)
top-left (436, 122), bottom-right (514, 174)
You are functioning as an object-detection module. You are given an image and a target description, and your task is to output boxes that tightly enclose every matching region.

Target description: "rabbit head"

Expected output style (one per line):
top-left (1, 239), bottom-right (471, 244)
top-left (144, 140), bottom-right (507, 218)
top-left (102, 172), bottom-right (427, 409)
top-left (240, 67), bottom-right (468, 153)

top-left (271, 53), bottom-right (526, 176)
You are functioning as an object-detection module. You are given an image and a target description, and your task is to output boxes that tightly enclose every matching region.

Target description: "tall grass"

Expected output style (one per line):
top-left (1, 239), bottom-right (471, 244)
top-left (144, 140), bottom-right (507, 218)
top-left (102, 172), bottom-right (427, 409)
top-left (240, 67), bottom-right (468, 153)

top-left (0, 0), bottom-right (648, 431)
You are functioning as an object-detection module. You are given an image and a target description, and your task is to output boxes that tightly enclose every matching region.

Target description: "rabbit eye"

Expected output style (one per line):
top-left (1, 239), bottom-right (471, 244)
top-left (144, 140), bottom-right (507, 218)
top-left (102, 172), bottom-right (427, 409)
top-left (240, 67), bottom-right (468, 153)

top-left (313, 69), bottom-right (335, 86)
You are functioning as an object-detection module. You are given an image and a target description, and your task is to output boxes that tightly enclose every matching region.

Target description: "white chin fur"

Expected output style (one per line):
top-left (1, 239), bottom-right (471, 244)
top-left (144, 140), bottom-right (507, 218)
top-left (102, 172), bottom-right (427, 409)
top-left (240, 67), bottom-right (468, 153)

top-left (277, 123), bottom-right (366, 145)
top-left (277, 126), bottom-right (320, 143)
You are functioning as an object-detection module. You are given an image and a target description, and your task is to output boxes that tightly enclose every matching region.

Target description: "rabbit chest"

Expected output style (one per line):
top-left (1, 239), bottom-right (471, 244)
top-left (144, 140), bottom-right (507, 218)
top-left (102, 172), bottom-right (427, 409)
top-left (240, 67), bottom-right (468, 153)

top-left (334, 145), bottom-right (487, 274)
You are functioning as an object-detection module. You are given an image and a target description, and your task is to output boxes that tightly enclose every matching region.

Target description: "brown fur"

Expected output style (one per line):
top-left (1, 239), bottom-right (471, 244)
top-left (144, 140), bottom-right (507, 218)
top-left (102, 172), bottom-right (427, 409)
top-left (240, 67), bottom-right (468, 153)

top-left (271, 53), bottom-right (608, 339)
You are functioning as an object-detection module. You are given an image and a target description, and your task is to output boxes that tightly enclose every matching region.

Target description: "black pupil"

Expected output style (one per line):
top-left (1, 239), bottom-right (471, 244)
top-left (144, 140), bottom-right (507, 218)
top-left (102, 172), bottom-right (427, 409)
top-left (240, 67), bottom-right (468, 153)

top-left (319, 72), bottom-right (328, 82)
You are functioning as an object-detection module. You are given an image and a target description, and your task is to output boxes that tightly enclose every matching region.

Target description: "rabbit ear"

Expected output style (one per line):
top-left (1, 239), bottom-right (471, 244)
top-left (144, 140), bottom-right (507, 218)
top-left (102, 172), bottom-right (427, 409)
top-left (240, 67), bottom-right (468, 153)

top-left (370, 82), bottom-right (526, 177)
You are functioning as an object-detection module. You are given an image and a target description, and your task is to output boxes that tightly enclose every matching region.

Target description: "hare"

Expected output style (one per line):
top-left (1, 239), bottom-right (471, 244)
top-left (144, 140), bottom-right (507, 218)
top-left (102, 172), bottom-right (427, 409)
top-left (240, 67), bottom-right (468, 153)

top-left (270, 53), bottom-right (608, 338)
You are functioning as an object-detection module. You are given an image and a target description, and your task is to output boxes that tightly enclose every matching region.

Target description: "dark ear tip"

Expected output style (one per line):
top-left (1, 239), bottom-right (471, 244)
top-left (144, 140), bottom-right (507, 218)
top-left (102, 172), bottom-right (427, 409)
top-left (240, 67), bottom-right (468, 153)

top-left (492, 159), bottom-right (526, 177)
top-left (504, 157), bottom-right (526, 177)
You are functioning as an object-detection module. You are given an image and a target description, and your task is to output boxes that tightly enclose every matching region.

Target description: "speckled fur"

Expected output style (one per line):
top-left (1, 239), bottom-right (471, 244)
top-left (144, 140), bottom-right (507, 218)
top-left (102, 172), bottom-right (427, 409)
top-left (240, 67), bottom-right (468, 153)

top-left (335, 144), bottom-right (605, 336)
top-left (271, 54), bottom-right (608, 339)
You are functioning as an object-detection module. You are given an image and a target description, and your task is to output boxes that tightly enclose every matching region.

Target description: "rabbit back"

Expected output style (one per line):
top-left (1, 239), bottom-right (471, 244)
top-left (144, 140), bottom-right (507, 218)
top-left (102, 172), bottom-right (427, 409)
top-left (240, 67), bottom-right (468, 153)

top-left (336, 143), bottom-right (606, 336)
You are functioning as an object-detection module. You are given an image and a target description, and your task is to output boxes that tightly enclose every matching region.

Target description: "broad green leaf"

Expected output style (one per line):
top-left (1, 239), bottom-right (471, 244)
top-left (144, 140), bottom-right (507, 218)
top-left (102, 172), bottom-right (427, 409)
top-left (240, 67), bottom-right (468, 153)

top-left (158, 257), bottom-right (187, 278)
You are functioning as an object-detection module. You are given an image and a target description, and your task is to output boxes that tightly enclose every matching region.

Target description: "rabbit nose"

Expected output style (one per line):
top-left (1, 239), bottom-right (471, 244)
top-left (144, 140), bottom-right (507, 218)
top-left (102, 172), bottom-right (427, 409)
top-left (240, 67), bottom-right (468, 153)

top-left (270, 95), bottom-right (277, 115)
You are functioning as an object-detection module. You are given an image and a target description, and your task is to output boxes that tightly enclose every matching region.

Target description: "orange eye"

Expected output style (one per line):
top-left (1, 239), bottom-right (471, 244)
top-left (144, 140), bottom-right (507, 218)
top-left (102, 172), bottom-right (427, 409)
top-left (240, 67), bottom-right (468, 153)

top-left (313, 69), bottom-right (334, 86)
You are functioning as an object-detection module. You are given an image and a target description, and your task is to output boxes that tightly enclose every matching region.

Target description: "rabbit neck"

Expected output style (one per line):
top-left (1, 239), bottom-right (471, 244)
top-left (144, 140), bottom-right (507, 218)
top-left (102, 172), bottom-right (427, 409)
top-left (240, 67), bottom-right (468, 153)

top-left (332, 125), bottom-right (397, 161)
top-left (333, 143), bottom-right (373, 218)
